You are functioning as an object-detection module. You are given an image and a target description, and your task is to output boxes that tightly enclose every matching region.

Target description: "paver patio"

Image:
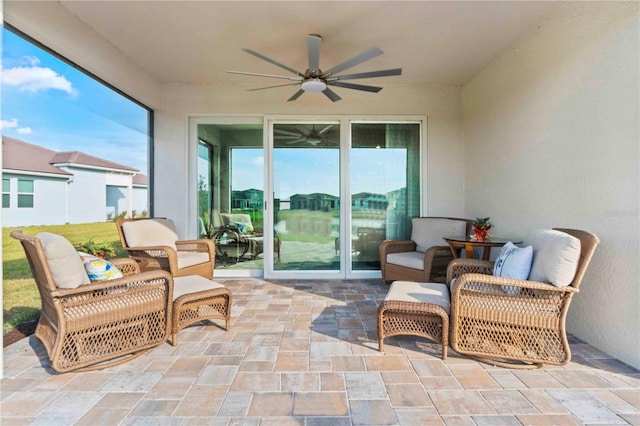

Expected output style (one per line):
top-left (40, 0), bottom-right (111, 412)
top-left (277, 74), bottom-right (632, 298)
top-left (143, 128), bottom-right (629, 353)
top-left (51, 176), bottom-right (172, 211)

top-left (2, 278), bottom-right (639, 425)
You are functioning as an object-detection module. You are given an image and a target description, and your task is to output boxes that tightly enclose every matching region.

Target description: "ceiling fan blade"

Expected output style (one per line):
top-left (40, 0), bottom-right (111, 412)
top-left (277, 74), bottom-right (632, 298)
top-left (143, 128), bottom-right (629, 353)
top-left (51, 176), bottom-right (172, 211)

top-left (328, 81), bottom-right (382, 93)
top-left (247, 82), bottom-right (302, 92)
top-left (318, 124), bottom-right (334, 135)
top-left (322, 47), bottom-right (383, 77)
top-left (295, 124), bottom-right (311, 135)
top-left (307, 34), bottom-right (322, 72)
top-left (331, 68), bottom-right (403, 81)
top-left (285, 139), bottom-right (306, 144)
top-left (274, 128), bottom-right (304, 137)
top-left (242, 48), bottom-right (305, 77)
top-left (322, 87), bottom-right (342, 102)
top-left (287, 89), bottom-right (305, 102)
top-left (226, 70), bottom-right (303, 81)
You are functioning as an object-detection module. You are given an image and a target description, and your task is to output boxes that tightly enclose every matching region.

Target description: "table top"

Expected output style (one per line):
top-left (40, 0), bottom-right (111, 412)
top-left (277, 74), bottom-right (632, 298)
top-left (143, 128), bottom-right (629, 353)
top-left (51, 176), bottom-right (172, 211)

top-left (443, 236), bottom-right (521, 245)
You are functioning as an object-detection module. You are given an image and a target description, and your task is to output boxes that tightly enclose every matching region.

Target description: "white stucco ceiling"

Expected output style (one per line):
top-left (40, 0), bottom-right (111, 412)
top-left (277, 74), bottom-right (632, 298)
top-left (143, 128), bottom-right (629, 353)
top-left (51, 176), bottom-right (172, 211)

top-left (57, 1), bottom-right (563, 87)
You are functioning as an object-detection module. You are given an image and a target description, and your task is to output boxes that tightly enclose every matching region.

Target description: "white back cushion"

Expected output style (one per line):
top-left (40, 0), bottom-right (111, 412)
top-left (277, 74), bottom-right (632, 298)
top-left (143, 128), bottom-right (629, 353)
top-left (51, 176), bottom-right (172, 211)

top-left (37, 232), bottom-right (90, 289)
top-left (411, 218), bottom-right (466, 253)
top-left (525, 229), bottom-right (581, 287)
top-left (122, 219), bottom-right (178, 250)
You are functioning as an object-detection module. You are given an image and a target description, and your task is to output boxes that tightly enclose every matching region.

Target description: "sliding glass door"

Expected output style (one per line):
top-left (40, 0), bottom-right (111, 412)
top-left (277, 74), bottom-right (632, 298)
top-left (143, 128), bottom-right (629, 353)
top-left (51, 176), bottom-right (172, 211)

top-left (271, 122), bottom-right (341, 272)
top-left (193, 116), bottom-right (423, 278)
top-left (350, 123), bottom-right (421, 272)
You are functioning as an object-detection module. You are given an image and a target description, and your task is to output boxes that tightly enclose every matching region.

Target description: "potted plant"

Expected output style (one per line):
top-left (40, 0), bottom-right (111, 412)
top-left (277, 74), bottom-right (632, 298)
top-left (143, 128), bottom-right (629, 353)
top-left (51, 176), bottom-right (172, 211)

top-left (472, 217), bottom-right (492, 242)
top-left (75, 239), bottom-right (117, 259)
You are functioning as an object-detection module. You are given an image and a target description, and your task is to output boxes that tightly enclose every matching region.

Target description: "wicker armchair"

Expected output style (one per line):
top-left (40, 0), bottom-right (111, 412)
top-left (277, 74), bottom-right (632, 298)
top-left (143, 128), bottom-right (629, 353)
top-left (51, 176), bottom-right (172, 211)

top-left (11, 230), bottom-right (173, 373)
top-left (448, 228), bottom-right (599, 369)
top-left (379, 217), bottom-right (473, 284)
top-left (116, 218), bottom-right (215, 279)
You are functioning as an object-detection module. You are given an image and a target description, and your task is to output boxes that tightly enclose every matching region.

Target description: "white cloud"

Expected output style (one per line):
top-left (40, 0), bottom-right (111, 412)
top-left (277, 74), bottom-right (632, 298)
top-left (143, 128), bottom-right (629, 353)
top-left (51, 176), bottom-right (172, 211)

top-left (17, 127), bottom-right (32, 134)
top-left (21, 56), bottom-right (41, 66)
top-left (252, 156), bottom-right (264, 166)
top-left (3, 66), bottom-right (76, 95)
top-left (0, 118), bottom-right (19, 129)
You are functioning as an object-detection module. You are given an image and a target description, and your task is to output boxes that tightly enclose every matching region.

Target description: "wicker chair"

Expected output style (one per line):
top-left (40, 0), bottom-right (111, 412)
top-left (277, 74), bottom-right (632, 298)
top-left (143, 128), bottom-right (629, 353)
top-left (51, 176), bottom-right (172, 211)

top-left (379, 217), bottom-right (473, 284)
top-left (448, 228), bottom-right (599, 369)
top-left (116, 218), bottom-right (215, 279)
top-left (11, 230), bottom-right (173, 373)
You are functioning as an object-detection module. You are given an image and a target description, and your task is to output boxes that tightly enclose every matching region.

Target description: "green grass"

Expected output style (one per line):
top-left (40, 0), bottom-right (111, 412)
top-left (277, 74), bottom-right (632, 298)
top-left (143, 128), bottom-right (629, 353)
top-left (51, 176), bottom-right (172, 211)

top-left (3, 222), bottom-right (127, 334)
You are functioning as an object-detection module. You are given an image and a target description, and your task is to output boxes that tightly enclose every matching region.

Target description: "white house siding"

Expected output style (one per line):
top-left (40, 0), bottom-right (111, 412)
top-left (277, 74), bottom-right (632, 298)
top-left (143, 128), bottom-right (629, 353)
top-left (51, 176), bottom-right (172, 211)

top-left (132, 186), bottom-right (148, 215)
top-left (106, 186), bottom-right (129, 219)
top-left (59, 166), bottom-right (109, 223)
top-left (2, 173), bottom-right (68, 227)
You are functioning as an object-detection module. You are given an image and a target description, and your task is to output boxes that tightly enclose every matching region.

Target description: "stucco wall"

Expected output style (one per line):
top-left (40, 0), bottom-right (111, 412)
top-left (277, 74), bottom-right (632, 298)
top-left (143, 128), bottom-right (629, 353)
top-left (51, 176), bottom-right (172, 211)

top-left (62, 167), bottom-right (109, 224)
top-left (462, 2), bottom-right (639, 368)
top-left (1, 174), bottom-right (67, 227)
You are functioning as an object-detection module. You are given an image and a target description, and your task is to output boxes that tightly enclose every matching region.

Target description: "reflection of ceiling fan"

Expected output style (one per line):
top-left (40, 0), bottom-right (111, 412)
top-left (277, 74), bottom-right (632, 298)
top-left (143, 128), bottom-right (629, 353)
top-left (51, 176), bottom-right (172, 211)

top-left (226, 34), bottom-right (402, 102)
top-left (275, 124), bottom-right (336, 146)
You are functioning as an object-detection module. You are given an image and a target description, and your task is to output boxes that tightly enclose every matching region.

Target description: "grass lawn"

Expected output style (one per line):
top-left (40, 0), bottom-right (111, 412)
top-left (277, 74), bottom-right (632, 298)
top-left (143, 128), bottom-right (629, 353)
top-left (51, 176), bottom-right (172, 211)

top-left (3, 222), bottom-right (128, 334)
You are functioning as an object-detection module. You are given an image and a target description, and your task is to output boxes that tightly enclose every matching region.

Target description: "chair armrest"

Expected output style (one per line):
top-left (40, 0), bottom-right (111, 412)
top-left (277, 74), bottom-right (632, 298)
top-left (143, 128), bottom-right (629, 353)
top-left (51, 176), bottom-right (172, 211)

top-left (446, 258), bottom-right (494, 284)
top-left (51, 270), bottom-right (173, 299)
top-left (125, 245), bottom-right (178, 258)
top-left (176, 239), bottom-right (215, 257)
top-left (50, 270), bottom-right (173, 337)
top-left (109, 257), bottom-right (140, 276)
top-left (379, 240), bottom-right (417, 255)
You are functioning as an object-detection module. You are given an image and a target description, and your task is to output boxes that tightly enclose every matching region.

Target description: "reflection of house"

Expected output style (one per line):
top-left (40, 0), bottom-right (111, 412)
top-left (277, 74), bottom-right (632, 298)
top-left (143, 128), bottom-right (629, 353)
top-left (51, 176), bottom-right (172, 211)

top-left (290, 193), bottom-right (339, 211)
top-left (2, 136), bottom-right (147, 227)
top-left (232, 188), bottom-right (263, 210)
top-left (352, 192), bottom-right (388, 211)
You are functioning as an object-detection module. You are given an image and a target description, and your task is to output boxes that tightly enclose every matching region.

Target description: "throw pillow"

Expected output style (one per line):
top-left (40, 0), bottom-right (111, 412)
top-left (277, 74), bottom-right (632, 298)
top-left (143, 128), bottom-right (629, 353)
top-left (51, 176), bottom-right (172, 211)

top-left (78, 252), bottom-right (124, 282)
top-left (37, 232), bottom-right (91, 289)
top-left (524, 229), bottom-right (581, 287)
top-left (493, 241), bottom-right (533, 295)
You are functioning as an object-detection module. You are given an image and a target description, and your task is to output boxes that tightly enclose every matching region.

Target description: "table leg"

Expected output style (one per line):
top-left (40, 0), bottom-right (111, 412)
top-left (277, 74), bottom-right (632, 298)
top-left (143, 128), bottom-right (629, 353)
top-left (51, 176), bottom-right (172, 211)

top-left (464, 243), bottom-right (475, 259)
top-left (481, 247), bottom-right (492, 261)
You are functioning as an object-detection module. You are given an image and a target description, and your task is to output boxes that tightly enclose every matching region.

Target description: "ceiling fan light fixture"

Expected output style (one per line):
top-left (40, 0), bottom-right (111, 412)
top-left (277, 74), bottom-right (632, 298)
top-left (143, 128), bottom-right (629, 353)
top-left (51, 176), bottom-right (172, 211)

top-left (301, 78), bottom-right (327, 92)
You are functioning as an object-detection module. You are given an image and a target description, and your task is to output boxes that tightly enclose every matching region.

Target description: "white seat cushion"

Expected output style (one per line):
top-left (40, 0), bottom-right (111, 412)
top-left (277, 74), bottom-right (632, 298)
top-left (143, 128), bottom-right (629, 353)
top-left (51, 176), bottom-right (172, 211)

top-left (177, 251), bottom-right (211, 269)
top-left (411, 218), bottom-right (466, 253)
top-left (173, 275), bottom-right (226, 300)
top-left (122, 219), bottom-right (178, 250)
top-left (37, 232), bottom-right (90, 289)
top-left (386, 251), bottom-right (424, 270)
top-left (385, 281), bottom-right (450, 314)
top-left (524, 229), bottom-right (581, 287)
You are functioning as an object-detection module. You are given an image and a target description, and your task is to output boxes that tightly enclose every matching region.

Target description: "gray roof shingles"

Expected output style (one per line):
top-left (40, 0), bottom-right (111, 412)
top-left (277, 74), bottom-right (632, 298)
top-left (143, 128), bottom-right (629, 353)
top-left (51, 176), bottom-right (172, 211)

top-left (2, 136), bottom-right (140, 176)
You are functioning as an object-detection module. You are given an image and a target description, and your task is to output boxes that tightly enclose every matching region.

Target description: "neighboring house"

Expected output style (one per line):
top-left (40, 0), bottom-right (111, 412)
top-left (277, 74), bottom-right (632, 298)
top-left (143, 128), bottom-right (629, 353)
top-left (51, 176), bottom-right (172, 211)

top-left (2, 136), bottom-right (147, 227)
top-left (290, 193), bottom-right (339, 212)
top-left (351, 192), bottom-right (388, 212)
top-left (231, 188), bottom-right (263, 210)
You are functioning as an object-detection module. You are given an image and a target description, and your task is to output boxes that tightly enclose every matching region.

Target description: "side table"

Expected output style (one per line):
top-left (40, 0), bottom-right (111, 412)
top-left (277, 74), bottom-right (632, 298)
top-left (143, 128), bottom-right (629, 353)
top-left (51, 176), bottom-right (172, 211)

top-left (443, 236), bottom-right (522, 261)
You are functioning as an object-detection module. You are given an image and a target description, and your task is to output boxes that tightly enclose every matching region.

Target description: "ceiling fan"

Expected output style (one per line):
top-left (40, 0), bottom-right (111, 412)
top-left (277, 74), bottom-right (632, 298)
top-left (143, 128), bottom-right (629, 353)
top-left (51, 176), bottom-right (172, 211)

top-left (226, 34), bottom-right (402, 102)
top-left (274, 124), bottom-right (337, 146)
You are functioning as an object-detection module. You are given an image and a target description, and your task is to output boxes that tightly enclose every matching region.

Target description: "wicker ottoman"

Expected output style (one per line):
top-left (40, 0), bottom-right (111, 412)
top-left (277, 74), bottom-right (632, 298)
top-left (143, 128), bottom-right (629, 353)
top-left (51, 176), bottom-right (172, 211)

top-left (171, 275), bottom-right (232, 345)
top-left (378, 280), bottom-right (450, 359)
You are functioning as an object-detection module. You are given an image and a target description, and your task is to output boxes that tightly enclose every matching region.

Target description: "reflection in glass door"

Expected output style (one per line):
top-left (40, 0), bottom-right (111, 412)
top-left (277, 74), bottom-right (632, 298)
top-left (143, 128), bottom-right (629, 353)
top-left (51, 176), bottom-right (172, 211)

top-left (196, 122), bottom-right (264, 275)
top-left (350, 123), bottom-right (421, 272)
top-left (272, 122), bottom-right (340, 271)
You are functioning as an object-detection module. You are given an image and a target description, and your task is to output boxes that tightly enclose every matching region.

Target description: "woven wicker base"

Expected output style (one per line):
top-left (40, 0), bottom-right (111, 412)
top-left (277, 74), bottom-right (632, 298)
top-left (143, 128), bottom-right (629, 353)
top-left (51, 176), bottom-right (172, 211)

top-left (378, 299), bottom-right (449, 360)
top-left (172, 287), bottom-right (232, 345)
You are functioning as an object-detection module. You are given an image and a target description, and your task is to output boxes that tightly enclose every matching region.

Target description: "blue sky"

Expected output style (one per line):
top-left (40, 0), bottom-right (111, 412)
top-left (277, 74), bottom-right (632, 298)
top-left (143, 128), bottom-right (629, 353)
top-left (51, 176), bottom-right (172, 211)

top-left (1, 28), bottom-right (149, 174)
top-left (233, 147), bottom-right (407, 198)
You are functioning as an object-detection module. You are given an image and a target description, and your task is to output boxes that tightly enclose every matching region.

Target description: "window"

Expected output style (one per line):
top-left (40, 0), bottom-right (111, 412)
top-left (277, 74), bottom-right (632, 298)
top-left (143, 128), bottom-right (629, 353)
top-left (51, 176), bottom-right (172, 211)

top-left (17, 179), bottom-right (34, 208)
top-left (2, 25), bottom-right (152, 223)
top-left (3, 178), bottom-right (10, 207)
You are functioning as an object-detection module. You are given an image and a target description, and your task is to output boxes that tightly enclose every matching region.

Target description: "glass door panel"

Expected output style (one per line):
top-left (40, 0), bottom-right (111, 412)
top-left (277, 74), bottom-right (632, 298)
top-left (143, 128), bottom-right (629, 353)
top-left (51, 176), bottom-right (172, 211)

top-left (350, 123), bottom-right (421, 271)
top-left (197, 123), bottom-right (264, 273)
top-left (272, 122), bottom-right (340, 271)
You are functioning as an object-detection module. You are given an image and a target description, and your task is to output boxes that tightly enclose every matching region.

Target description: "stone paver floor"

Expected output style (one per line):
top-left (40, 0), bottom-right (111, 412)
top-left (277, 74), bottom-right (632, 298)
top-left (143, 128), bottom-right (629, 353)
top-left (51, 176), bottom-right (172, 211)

top-left (1, 278), bottom-right (639, 425)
